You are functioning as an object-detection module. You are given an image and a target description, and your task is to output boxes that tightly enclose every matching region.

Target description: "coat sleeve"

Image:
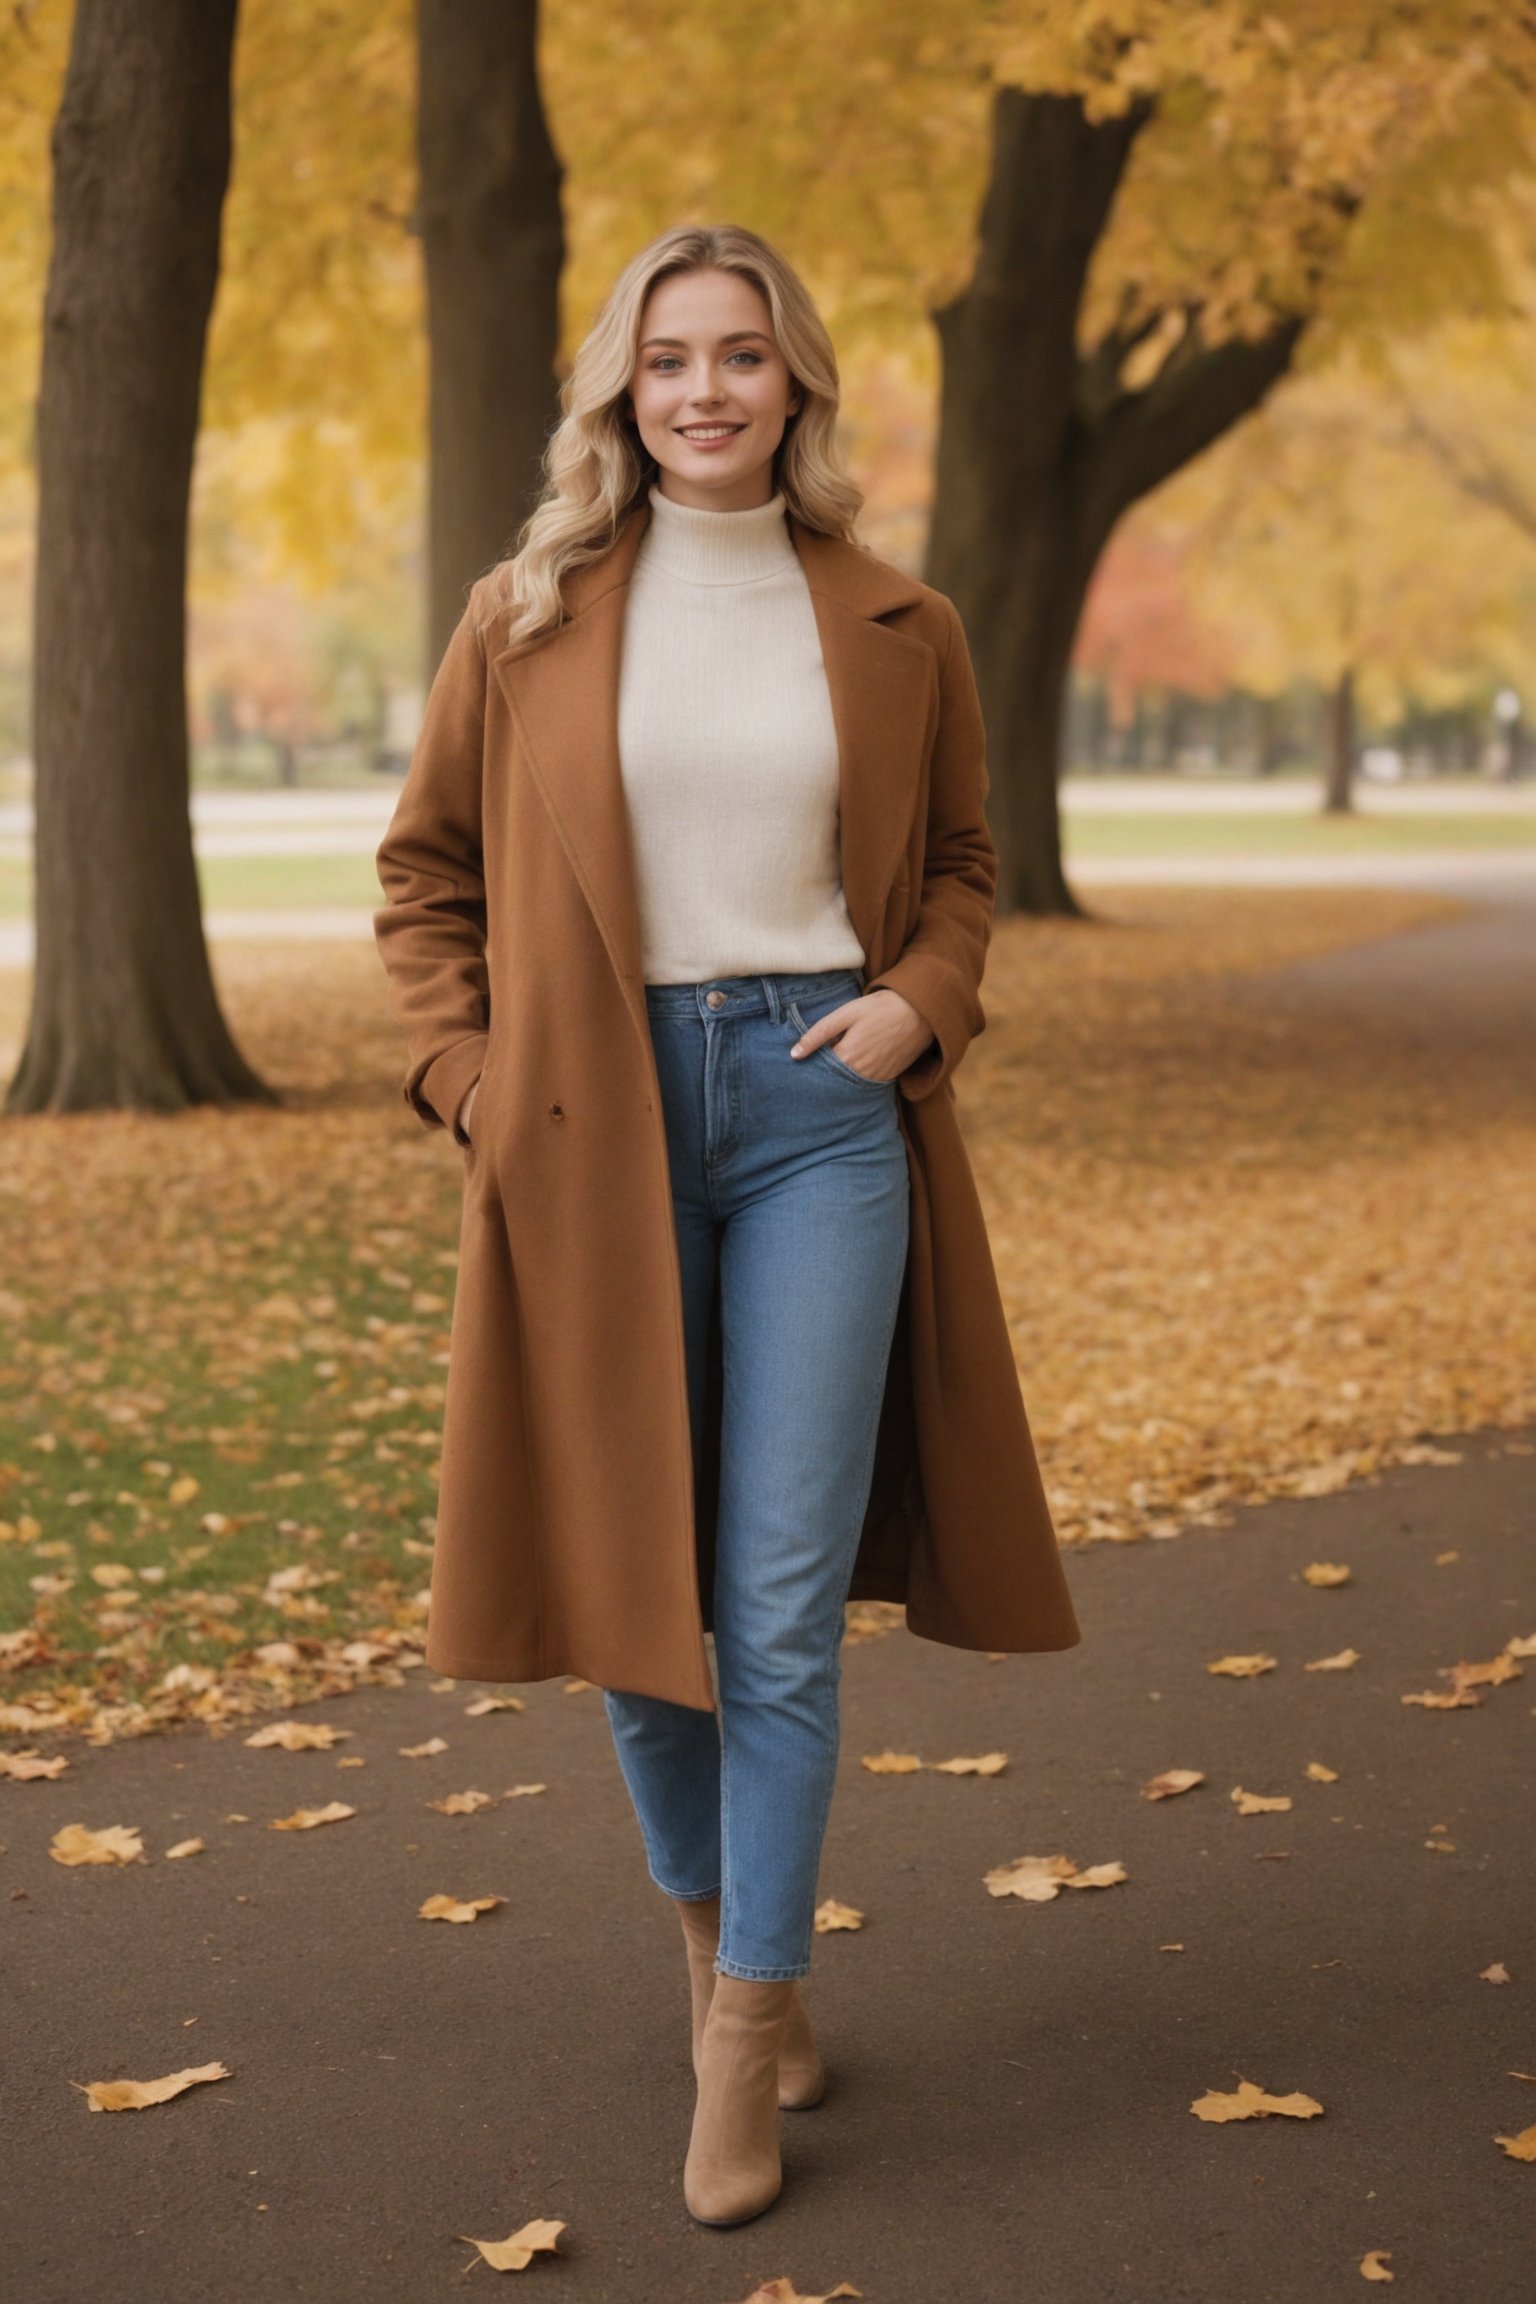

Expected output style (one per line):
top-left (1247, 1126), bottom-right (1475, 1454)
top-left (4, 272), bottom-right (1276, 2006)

top-left (864, 594), bottom-right (998, 1102)
top-left (373, 596), bottom-right (491, 1145)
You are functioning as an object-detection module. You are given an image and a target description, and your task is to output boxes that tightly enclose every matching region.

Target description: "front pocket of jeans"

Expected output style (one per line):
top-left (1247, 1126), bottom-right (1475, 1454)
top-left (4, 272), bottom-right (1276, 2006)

top-left (786, 1000), bottom-right (897, 1088)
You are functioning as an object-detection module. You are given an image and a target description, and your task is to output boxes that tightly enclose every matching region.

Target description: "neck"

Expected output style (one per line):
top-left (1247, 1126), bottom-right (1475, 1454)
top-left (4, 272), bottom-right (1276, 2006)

top-left (640, 480), bottom-right (796, 586)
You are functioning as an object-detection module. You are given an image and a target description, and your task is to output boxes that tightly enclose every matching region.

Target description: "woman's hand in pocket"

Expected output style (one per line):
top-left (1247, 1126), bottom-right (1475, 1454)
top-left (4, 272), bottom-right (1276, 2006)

top-left (791, 987), bottom-right (934, 1081)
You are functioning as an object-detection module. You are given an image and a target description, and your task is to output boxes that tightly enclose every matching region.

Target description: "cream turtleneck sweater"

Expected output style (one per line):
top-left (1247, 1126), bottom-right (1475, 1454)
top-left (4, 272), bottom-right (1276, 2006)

top-left (616, 481), bottom-right (866, 984)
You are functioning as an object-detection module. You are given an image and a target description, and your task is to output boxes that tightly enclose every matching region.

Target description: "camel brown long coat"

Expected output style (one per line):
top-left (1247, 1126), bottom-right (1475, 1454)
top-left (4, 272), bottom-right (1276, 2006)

top-left (373, 496), bottom-right (1082, 1708)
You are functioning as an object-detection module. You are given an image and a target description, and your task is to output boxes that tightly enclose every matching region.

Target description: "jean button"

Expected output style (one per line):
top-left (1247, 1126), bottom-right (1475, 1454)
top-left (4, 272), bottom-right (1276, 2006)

top-left (705, 990), bottom-right (727, 1009)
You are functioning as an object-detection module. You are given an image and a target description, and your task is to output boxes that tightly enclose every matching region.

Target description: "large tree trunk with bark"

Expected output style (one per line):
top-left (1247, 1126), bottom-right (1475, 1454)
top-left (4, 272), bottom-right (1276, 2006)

top-left (7, 0), bottom-right (273, 1118)
top-left (925, 89), bottom-right (1305, 915)
top-left (417, 0), bottom-right (564, 675)
top-left (1323, 667), bottom-right (1356, 813)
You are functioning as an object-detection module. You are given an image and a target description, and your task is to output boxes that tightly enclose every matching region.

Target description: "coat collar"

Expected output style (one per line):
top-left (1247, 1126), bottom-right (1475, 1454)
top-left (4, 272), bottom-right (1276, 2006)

top-left (489, 493), bottom-right (934, 1049)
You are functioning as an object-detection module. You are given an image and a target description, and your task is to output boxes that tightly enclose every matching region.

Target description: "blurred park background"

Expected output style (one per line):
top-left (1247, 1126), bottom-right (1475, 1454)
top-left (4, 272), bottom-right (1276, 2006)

top-left (0, 0), bottom-right (1532, 1728)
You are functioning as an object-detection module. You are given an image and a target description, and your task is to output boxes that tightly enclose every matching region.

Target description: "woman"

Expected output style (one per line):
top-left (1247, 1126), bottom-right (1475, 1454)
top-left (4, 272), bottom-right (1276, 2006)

top-left (374, 222), bottom-right (1081, 2231)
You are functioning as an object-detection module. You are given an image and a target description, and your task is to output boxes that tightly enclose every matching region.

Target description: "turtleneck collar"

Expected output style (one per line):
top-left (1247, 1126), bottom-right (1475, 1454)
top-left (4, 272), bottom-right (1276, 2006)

top-left (640, 480), bottom-right (796, 586)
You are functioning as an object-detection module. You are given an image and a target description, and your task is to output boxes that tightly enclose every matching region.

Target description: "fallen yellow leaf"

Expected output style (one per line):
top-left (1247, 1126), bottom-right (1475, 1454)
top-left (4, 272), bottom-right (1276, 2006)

top-left (267, 1801), bottom-right (355, 1831)
top-left (428, 1789), bottom-right (496, 1815)
top-left (929, 1752), bottom-right (1008, 1776)
top-left (167, 1476), bottom-right (200, 1505)
top-left (458, 2217), bottom-right (566, 2270)
top-left (1402, 1689), bottom-right (1481, 1710)
top-left (75, 2060), bottom-right (230, 2112)
top-left (463, 1695), bottom-right (525, 1715)
top-left (401, 1738), bottom-right (450, 1757)
top-left (1190, 2077), bottom-right (1323, 2122)
top-left (984, 1853), bottom-right (1127, 1901)
top-left (419, 1893), bottom-right (505, 1923)
top-left (1231, 1787), bottom-right (1293, 1815)
top-left (1451, 1653), bottom-right (1523, 1691)
top-left (165, 1837), bottom-right (205, 1860)
top-left (1142, 1768), bottom-right (1205, 1799)
top-left (0, 1748), bottom-right (68, 1780)
top-left (1360, 2247), bottom-right (1394, 2281)
top-left (1302, 1562), bottom-right (1351, 1587)
top-left (1305, 1762), bottom-right (1340, 1782)
top-left (814, 1899), bottom-right (864, 1933)
top-left (860, 1751), bottom-right (922, 1774)
top-left (1306, 1649), bottom-right (1360, 1671)
top-left (50, 1822), bottom-right (145, 1866)
top-left (1494, 2124), bottom-right (1536, 2162)
top-left (503, 1783), bottom-right (547, 1799)
top-left (245, 1721), bottom-right (352, 1750)
top-left (1481, 1962), bottom-right (1511, 1984)
top-left (732, 2282), bottom-right (863, 2303)
top-left (1208, 1654), bottom-right (1277, 1678)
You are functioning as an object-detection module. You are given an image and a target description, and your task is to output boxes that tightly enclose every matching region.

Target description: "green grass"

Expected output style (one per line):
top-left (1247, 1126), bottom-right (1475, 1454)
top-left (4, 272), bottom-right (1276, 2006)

top-left (0, 1212), bottom-right (452, 1725)
top-left (0, 812), bottom-right (1530, 928)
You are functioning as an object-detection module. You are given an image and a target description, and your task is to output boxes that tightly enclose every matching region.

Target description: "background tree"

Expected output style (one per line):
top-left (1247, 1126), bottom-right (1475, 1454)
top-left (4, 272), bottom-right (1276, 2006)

top-left (417, 0), bottom-right (564, 673)
top-left (6, 0), bottom-right (275, 1116)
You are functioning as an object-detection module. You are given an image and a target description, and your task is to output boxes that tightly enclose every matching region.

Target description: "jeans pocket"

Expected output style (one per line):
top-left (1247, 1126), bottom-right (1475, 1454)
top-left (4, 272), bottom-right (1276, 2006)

top-left (786, 998), bottom-right (898, 1088)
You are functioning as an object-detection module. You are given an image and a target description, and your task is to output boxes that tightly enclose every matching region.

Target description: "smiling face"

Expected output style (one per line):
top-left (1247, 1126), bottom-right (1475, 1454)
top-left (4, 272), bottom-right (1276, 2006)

top-left (626, 267), bottom-right (803, 511)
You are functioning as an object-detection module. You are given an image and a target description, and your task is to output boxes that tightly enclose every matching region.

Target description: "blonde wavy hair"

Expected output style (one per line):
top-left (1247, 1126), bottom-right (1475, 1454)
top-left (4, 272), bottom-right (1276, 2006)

top-left (475, 223), bottom-right (866, 657)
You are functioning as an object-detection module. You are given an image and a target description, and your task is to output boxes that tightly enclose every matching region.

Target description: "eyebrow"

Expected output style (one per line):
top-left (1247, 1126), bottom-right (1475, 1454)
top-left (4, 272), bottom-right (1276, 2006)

top-left (637, 330), bottom-right (774, 350)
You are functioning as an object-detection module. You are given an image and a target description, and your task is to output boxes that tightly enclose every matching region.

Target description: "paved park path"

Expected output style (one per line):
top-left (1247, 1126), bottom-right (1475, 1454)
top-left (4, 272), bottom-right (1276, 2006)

top-left (4, 1431), bottom-right (1532, 2302)
top-left (5, 883), bottom-right (1534, 2301)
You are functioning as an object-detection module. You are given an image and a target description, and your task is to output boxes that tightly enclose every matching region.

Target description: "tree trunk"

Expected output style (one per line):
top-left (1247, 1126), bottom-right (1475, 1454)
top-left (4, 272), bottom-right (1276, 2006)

top-left (1323, 667), bottom-right (1356, 813)
top-left (7, 0), bottom-right (274, 1119)
top-left (417, 0), bottom-right (565, 676)
top-left (926, 88), bottom-right (1305, 915)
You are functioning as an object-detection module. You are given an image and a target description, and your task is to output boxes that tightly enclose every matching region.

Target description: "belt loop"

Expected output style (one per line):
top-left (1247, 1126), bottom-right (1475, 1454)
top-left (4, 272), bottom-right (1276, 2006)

top-left (761, 976), bottom-right (782, 1024)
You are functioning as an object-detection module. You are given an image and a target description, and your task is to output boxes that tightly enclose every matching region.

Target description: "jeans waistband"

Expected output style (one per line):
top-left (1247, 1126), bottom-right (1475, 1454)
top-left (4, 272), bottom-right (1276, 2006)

top-left (643, 967), bottom-right (866, 1022)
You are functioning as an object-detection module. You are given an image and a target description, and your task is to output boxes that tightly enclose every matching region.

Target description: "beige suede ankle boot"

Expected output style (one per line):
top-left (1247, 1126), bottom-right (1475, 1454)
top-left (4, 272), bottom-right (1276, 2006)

top-left (672, 1896), bottom-right (826, 2109)
top-left (683, 1974), bottom-right (795, 2226)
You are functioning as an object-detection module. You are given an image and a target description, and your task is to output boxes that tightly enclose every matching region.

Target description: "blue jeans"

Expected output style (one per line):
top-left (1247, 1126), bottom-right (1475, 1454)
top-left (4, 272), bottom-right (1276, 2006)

top-left (602, 968), bottom-right (911, 1980)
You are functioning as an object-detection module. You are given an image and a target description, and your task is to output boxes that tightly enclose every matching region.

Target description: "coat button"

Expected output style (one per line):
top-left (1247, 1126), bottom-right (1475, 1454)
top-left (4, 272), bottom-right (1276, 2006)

top-left (705, 990), bottom-right (726, 1009)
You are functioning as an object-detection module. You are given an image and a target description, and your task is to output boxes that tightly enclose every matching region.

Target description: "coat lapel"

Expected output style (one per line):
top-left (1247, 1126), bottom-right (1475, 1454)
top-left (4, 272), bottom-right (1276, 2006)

top-left (489, 493), bottom-right (934, 1045)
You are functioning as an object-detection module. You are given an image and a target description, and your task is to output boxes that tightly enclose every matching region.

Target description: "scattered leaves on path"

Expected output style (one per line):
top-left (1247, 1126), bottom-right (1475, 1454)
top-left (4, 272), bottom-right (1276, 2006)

top-left (1494, 2125), bottom-right (1536, 2162)
top-left (1303, 1562), bottom-right (1352, 1587)
top-left (1190, 2077), bottom-right (1324, 2122)
top-left (860, 1750), bottom-right (921, 1774)
top-left (75, 2060), bottom-right (231, 2112)
top-left (419, 1893), bottom-right (504, 1923)
top-left (1231, 1787), bottom-right (1293, 1814)
top-left (427, 1788), bottom-right (495, 1814)
top-left (1208, 1654), bottom-right (1277, 1678)
top-left (1360, 2248), bottom-right (1395, 2281)
top-left (458, 2218), bottom-right (566, 2271)
top-left (166, 1837), bottom-right (205, 1859)
top-left (464, 1695), bottom-right (524, 1715)
top-left (1307, 1649), bottom-right (1360, 1671)
top-left (984, 1854), bottom-right (1128, 1901)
